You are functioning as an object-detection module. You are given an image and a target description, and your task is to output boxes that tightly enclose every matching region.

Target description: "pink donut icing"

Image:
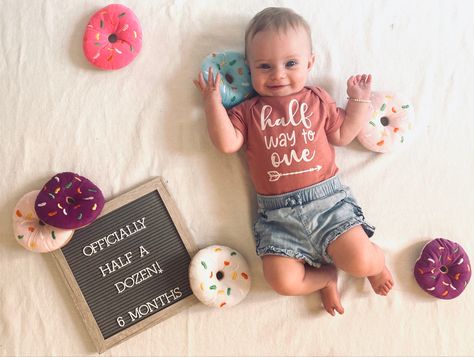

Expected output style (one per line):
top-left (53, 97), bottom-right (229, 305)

top-left (13, 191), bottom-right (74, 253)
top-left (357, 91), bottom-right (415, 153)
top-left (83, 4), bottom-right (142, 70)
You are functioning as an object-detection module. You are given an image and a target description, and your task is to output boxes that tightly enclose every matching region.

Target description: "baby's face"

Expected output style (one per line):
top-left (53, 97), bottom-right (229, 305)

top-left (246, 26), bottom-right (314, 97)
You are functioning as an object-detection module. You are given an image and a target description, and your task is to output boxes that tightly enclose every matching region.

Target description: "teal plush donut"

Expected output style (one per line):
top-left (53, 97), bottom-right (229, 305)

top-left (201, 51), bottom-right (254, 109)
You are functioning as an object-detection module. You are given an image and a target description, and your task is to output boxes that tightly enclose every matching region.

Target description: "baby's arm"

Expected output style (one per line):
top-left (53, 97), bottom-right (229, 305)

top-left (327, 74), bottom-right (372, 146)
top-left (193, 68), bottom-right (244, 153)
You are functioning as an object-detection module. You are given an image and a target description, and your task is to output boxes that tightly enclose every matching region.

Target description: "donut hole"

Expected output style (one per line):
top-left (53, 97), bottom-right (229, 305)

top-left (108, 33), bottom-right (118, 43)
top-left (216, 271), bottom-right (224, 281)
top-left (224, 73), bottom-right (234, 84)
top-left (65, 196), bottom-right (77, 205)
top-left (440, 265), bottom-right (449, 274)
top-left (380, 116), bottom-right (390, 126)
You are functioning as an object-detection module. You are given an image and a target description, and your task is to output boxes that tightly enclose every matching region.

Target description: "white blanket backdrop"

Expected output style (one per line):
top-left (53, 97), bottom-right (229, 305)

top-left (1, 0), bottom-right (474, 355)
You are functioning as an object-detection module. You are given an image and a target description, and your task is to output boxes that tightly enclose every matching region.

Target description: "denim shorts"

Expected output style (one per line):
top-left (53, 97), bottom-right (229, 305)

top-left (253, 176), bottom-right (375, 267)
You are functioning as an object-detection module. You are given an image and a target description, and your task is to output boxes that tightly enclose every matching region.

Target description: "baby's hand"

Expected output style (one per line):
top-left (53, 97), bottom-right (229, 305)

top-left (346, 74), bottom-right (372, 100)
top-left (193, 67), bottom-right (222, 105)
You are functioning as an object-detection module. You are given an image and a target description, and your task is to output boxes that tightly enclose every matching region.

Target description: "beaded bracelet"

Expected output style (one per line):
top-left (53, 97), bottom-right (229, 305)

top-left (347, 97), bottom-right (371, 103)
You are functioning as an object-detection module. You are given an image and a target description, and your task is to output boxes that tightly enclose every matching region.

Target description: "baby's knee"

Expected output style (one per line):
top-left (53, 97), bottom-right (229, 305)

top-left (264, 270), bottom-right (301, 296)
top-left (349, 244), bottom-right (384, 277)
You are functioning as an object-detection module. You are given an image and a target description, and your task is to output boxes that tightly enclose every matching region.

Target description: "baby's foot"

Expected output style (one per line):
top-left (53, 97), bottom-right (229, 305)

top-left (368, 265), bottom-right (394, 296)
top-left (320, 265), bottom-right (344, 316)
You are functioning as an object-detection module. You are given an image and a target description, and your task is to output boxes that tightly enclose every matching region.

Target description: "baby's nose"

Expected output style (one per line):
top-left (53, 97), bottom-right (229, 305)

top-left (271, 67), bottom-right (286, 79)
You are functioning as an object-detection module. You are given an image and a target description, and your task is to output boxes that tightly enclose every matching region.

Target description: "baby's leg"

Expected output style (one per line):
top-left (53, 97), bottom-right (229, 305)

top-left (327, 225), bottom-right (394, 295)
top-left (262, 255), bottom-right (344, 316)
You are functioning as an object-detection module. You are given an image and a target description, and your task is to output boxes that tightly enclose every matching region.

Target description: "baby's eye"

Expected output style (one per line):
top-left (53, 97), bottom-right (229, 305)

top-left (286, 60), bottom-right (298, 68)
top-left (258, 63), bottom-right (271, 70)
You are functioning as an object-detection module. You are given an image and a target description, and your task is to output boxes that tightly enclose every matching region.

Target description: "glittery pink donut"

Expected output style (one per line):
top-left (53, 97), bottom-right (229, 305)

top-left (83, 4), bottom-right (142, 70)
top-left (13, 191), bottom-right (74, 253)
top-left (35, 172), bottom-right (105, 229)
top-left (414, 238), bottom-right (471, 299)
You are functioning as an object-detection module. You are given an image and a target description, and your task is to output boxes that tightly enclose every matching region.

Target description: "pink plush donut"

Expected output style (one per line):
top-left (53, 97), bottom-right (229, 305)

top-left (414, 238), bottom-right (471, 299)
top-left (13, 191), bottom-right (74, 253)
top-left (357, 91), bottom-right (415, 153)
top-left (83, 4), bottom-right (142, 70)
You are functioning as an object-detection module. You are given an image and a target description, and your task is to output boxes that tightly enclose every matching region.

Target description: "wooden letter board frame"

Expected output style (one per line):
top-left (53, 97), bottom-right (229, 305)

top-left (51, 177), bottom-right (198, 353)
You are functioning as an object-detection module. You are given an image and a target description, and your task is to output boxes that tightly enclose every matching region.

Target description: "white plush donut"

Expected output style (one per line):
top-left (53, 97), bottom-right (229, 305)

top-left (13, 191), bottom-right (74, 253)
top-left (189, 245), bottom-right (251, 308)
top-left (357, 91), bottom-right (415, 153)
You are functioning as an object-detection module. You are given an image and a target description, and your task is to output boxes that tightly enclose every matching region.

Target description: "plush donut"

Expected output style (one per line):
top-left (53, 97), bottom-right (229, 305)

top-left (83, 4), bottom-right (142, 70)
top-left (13, 191), bottom-right (74, 253)
top-left (189, 245), bottom-right (251, 308)
top-left (201, 51), bottom-right (254, 109)
top-left (35, 172), bottom-right (105, 230)
top-left (414, 238), bottom-right (471, 299)
top-left (357, 91), bottom-right (415, 153)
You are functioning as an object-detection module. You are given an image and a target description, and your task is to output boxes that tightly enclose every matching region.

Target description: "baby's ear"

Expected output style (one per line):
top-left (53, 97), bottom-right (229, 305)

top-left (307, 54), bottom-right (316, 70)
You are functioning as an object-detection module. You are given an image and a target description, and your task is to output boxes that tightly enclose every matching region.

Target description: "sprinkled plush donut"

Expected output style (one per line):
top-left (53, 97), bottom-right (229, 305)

top-left (35, 172), bottom-right (105, 230)
top-left (201, 51), bottom-right (255, 109)
top-left (414, 238), bottom-right (471, 299)
top-left (357, 91), bottom-right (415, 153)
top-left (13, 191), bottom-right (74, 253)
top-left (83, 4), bottom-right (142, 70)
top-left (189, 245), bottom-right (251, 308)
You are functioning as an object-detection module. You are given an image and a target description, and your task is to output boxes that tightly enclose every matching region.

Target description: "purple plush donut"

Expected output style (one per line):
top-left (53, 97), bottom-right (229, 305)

top-left (414, 238), bottom-right (471, 299)
top-left (35, 172), bottom-right (105, 229)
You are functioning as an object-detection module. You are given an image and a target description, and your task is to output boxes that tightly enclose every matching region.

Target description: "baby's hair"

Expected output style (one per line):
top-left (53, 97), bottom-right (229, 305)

top-left (245, 7), bottom-right (312, 59)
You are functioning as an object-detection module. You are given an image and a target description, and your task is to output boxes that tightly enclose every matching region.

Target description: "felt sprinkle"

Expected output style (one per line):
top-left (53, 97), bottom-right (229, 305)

top-left (77, 213), bottom-right (83, 220)
top-left (441, 290), bottom-right (449, 297)
top-left (115, 48), bottom-right (122, 54)
top-left (15, 210), bottom-right (23, 217)
top-left (26, 213), bottom-right (33, 220)
top-left (130, 44), bottom-right (134, 52)
top-left (133, 30), bottom-right (137, 39)
top-left (455, 273), bottom-right (461, 280)
top-left (391, 107), bottom-right (397, 113)
top-left (121, 24), bottom-right (129, 32)
top-left (73, 204), bottom-right (81, 210)
top-left (427, 287), bottom-right (435, 291)
top-left (218, 290), bottom-right (225, 295)
top-left (209, 285), bottom-right (217, 290)
top-left (48, 193), bottom-right (56, 199)
top-left (107, 54), bottom-right (113, 61)
top-left (74, 176), bottom-right (82, 182)
top-left (94, 42), bottom-right (101, 46)
top-left (118, 12), bottom-right (126, 18)
top-left (241, 272), bottom-right (249, 280)
top-left (51, 231), bottom-right (56, 240)
top-left (402, 105), bottom-right (410, 109)
top-left (100, 19), bottom-right (104, 28)
top-left (219, 302), bottom-right (226, 308)
top-left (224, 261), bottom-right (230, 266)
top-left (214, 248), bottom-right (222, 252)
top-left (369, 121), bottom-right (376, 127)
top-left (54, 187), bottom-right (61, 194)
top-left (93, 52), bottom-right (100, 60)
top-left (54, 176), bottom-right (60, 182)
top-left (232, 272), bottom-right (237, 280)
top-left (30, 242), bottom-right (36, 249)
top-left (28, 226), bottom-right (35, 232)
top-left (65, 182), bottom-right (73, 189)
top-left (210, 271), bottom-right (213, 279)
top-left (401, 136), bottom-right (405, 143)
top-left (380, 103), bottom-right (386, 111)
top-left (17, 235), bottom-right (24, 240)
top-left (88, 188), bottom-right (97, 193)
top-left (62, 209), bottom-right (67, 216)
top-left (92, 203), bottom-right (98, 211)
top-left (231, 96), bottom-right (236, 102)
top-left (376, 140), bottom-right (385, 146)
top-left (393, 127), bottom-right (400, 133)
top-left (201, 261), bottom-right (207, 269)
top-left (48, 211), bottom-right (58, 217)
top-left (58, 203), bottom-right (63, 209)
top-left (227, 287), bottom-right (231, 296)
top-left (77, 188), bottom-right (82, 194)
top-left (37, 202), bottom-right (46, 207)
top-left (231, 252), bottom-right (237, 256)
top-left (238, 67), bottom-right (244, 75)
top-left (83, 196), bottom-right (94, 201)
top-left (229, 59), bottom-right (236, 66)
top-left (95, 33), bottom-right (100, 41)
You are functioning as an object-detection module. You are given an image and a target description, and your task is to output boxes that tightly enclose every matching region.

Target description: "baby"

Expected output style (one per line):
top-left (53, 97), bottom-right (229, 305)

top-left (194, 7), bottom-right (393, 316)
